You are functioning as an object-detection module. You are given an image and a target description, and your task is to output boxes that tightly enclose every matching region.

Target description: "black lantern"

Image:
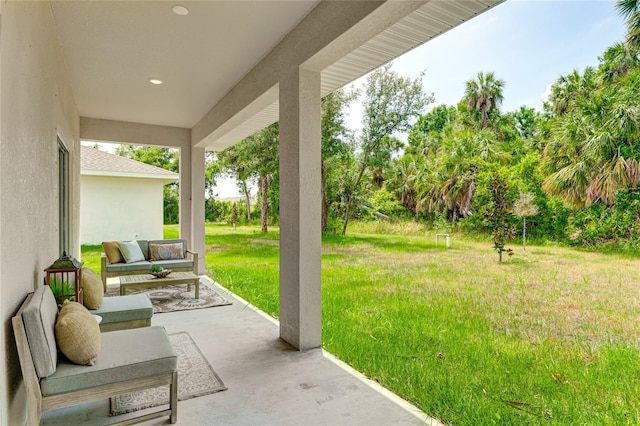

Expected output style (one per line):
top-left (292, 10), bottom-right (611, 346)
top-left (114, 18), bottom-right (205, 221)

top-left (44, 252), bottom-right (83, 306)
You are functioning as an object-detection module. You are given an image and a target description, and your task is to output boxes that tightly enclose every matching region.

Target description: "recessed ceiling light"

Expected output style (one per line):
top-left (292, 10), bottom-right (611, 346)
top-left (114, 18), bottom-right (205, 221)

top-left (149, 79), bottom-right (163, 85)
top-left (172, 5), bottom-right (189, 16)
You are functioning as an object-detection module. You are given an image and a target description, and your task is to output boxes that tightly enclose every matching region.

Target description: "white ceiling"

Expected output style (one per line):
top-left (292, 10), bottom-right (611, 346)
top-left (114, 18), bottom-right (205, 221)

top-left (51, 1), bottom-right (320, 129)
top-left (51, 0), bottom-right (502, 149)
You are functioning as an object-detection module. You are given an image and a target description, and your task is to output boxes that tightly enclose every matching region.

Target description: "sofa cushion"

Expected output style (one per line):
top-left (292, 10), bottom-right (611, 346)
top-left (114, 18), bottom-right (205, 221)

top-left (149, 239), bottom-right (187, 258)
top-left (40, 326), bottom-right (177, 396)
top-left (55, 300), bottom-right (101, 366)
top-left (81, 268), bottom-right (104, 310)
top-left (136, 240), bottom-right (150, 260)
top-left (152, 259), bottom-right (194, 270)
top-left (89, 294), bottom-right (153, 325)
top-left (22, 286), bottom-right (58, 378)
top-left (106, 260), bottom-right (152, 273)
top-left (149, 242), bottom-right (184, 260)
top-left (118, 241), bottom-right (146, 263)
top-left (102, 241), bottom-right (124, 264)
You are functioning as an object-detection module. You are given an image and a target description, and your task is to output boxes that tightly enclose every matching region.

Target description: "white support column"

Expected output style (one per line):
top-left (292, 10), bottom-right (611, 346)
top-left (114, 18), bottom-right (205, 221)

top-left (179, 146), bottom-right (192, 245)
top-left (278, 67), bottom-right (322, 350)
top-left (191, 147), bottom-right (206, 275)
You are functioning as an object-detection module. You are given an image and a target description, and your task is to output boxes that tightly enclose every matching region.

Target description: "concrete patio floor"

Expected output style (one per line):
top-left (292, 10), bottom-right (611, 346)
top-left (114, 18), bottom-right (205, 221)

top-left (42, 277), bottom-right (441, 425)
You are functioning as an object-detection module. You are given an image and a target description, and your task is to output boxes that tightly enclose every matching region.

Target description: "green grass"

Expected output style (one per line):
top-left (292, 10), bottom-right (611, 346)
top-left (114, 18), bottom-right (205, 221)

top-left (80, 244), bottom-right (103, 274)
top-left (82, 224), bottom-right (640, 424)
top-left (205, 223), bottom-right (640, 425)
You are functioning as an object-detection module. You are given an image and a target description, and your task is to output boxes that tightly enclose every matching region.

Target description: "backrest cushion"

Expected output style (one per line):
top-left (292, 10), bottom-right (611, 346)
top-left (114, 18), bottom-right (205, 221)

top-left (81, 268), bottom-right (104, 310)
top-left (136, 240), bottom-right (149, 260)
top-left (55, 300), bottom-right (101, 366)
top-left (149, 239), bottom-right (186, 258)
top-left (102, 241), bottom-right (124, 264)
top-left (22, 286), bottom-right (58, 378)
top-left (149, 242), bottom-right (185, 260)
top-left (117, 240), bottom-right (146, 263)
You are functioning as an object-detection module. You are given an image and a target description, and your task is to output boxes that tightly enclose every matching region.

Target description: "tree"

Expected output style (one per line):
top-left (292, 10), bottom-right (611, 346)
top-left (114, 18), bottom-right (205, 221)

top-left (513, 191), bottom-right (539, 250)
top-left (616, 0), bottom-right (640, 51)
top-left (542, 58), bottom-right (640, 208)
top-left (229, 202), bottom-right (239, 229)
top-left (341, 64), bottom-right (432, 234)
top-left (464, 71), bottom-right (505, 129)
top-left (216, 146), bottom-right (253, 222)
top-left (485, 173), bottom-right (515, 262)
top-left (248, 124), bottom-right (279, 232)
top-left (321, 89), bottom-right (357, 232)
top-left (115, 145), bottom-right (179, 172)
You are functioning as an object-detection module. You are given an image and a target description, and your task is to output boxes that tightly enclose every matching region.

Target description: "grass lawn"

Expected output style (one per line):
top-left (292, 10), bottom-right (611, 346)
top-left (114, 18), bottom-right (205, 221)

top-left (84, 224), bottom-right (640, 424)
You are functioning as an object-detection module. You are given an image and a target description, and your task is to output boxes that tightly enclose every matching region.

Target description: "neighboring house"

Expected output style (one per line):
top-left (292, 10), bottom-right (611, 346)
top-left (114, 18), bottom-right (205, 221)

top-left (80, 146), bottom-right (178, 244)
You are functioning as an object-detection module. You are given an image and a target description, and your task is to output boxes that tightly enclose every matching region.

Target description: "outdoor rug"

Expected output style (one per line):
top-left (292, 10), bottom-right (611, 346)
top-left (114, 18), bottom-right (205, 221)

top-left (109, 284), bottom-right (232, 314)
top-left (110, 332), bottom-right (227, 416)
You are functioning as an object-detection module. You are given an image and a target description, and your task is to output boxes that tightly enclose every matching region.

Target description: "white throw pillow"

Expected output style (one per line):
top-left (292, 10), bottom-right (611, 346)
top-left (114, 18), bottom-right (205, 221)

top-left (117, 241), bottom-right (145, 263)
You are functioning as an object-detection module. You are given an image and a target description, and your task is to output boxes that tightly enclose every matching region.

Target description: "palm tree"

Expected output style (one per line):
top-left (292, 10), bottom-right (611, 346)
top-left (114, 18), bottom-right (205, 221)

top-left (542, 68), bottom-right (640, 208)
top-left (616, 0), bottom-right (640, 51)
top-left (548, 67), bottom-right (597, 117)
top-left (464, 71), bottom-right (505, 129)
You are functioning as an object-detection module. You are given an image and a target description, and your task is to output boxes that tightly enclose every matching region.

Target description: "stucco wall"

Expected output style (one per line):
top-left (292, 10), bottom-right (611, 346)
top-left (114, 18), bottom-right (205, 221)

top-left (0, 1), bottom-right (80, 423)
top-left (80, 175), bottom-right (166, 244)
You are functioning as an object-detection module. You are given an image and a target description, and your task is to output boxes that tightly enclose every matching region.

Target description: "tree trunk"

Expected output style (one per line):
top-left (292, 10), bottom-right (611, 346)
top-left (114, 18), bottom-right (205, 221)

top-left (341, 162), bottom-right (368, 235)
top-left (240, 179), bottom-right (251, 221)
top-left (321, 164), bottom-right (328, 232)
top-left (522, 217), bottom-right (527, 251)
top-left (260, 175), bottom-right (268, 232)
top-left (481, 106), bottom-right (488, 129)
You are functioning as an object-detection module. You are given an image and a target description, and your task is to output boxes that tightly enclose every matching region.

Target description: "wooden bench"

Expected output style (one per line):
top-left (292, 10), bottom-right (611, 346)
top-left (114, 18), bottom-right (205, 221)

top-left (101, 239), bottom-right (198, 292)
top-left (12, 286), bottom-right (178, 424)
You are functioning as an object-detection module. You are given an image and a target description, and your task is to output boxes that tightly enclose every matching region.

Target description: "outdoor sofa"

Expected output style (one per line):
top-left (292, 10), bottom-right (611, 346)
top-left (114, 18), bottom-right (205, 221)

top-left (101, 238), bottom-right (198, 291)
top-left (12, 285), bottom-right (177, 424)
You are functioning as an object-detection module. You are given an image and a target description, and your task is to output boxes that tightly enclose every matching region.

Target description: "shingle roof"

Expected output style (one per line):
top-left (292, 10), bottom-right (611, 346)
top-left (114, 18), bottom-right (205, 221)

top-left (80, 146), bottom-right (179, 181)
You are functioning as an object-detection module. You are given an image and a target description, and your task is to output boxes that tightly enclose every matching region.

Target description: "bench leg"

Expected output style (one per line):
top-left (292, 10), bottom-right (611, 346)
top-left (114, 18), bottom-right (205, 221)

top-left (170, 371), bottom-right (178, 424)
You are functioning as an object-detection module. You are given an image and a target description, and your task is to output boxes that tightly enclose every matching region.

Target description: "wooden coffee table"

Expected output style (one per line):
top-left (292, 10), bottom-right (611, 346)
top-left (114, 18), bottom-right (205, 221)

top-left (119, 271), bottom-right (200, 298)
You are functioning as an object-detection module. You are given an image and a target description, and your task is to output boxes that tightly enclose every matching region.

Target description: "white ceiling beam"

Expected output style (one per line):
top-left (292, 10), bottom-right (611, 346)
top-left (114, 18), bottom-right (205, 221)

top-left (192, 1), bottom-right (429, 149)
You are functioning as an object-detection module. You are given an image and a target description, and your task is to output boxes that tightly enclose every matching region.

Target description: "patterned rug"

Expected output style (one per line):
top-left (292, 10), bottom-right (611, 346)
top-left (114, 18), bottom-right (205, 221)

top-left (110, 332), bottom-right (227, 416)
top-left (109, 283), bottom-right (232, 313)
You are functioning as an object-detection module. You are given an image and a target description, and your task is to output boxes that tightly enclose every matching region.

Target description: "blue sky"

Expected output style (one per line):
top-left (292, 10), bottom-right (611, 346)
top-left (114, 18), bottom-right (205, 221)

top-left (345, 0), bottom-right (626, 132)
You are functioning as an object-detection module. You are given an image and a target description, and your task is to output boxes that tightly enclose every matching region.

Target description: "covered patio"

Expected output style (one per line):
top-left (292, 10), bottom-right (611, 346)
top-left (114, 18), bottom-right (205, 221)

top-left (42, 278), bottom-right (438, 425)
top-left (1, 1), bottom-right (501, 423)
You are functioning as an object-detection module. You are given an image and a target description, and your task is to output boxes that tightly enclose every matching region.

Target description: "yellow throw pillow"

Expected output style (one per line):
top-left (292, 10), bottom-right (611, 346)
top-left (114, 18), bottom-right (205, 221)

top-left (55, 300), bottom-right (101, 366)
top-left (81, 268), bottom-right (104, 310)
top-left (101, 241), bottom-right (124, 264)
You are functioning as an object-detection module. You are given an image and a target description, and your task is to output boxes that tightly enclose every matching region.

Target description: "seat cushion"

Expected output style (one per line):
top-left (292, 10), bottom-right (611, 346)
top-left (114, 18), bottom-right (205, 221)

top-left (152, 259), bottom-right (194, 270)
top-left (106, 260), bottom-right (152, 273)
top-left (21, 286), bottom-right (58, 378)
top-left (81, 268), bottom-right (104, 310)
top-left (55, 300), bottom-right (101, 366)
top-left (89, 294), bottom-right (153, 325)
top-left (40, 326), bottom-right (177, 396)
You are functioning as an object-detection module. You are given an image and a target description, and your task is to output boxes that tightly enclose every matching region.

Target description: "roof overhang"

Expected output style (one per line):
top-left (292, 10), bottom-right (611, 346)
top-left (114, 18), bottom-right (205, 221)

top-left (51, 1), bottom-right (503, 151)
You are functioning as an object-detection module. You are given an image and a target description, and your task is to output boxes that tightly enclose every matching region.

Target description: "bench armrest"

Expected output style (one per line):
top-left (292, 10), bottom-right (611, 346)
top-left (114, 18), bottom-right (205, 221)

top-left (101, 253), bottom-right (108, 292)
top-left (186, 250), bottom-right (198, 275)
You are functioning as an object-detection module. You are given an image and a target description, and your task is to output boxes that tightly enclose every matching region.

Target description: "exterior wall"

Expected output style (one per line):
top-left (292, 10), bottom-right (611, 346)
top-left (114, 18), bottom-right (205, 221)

top-left (80, 175), bottom-right (166, 244)
top-left (0, 1), bottom-right (80, 424)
